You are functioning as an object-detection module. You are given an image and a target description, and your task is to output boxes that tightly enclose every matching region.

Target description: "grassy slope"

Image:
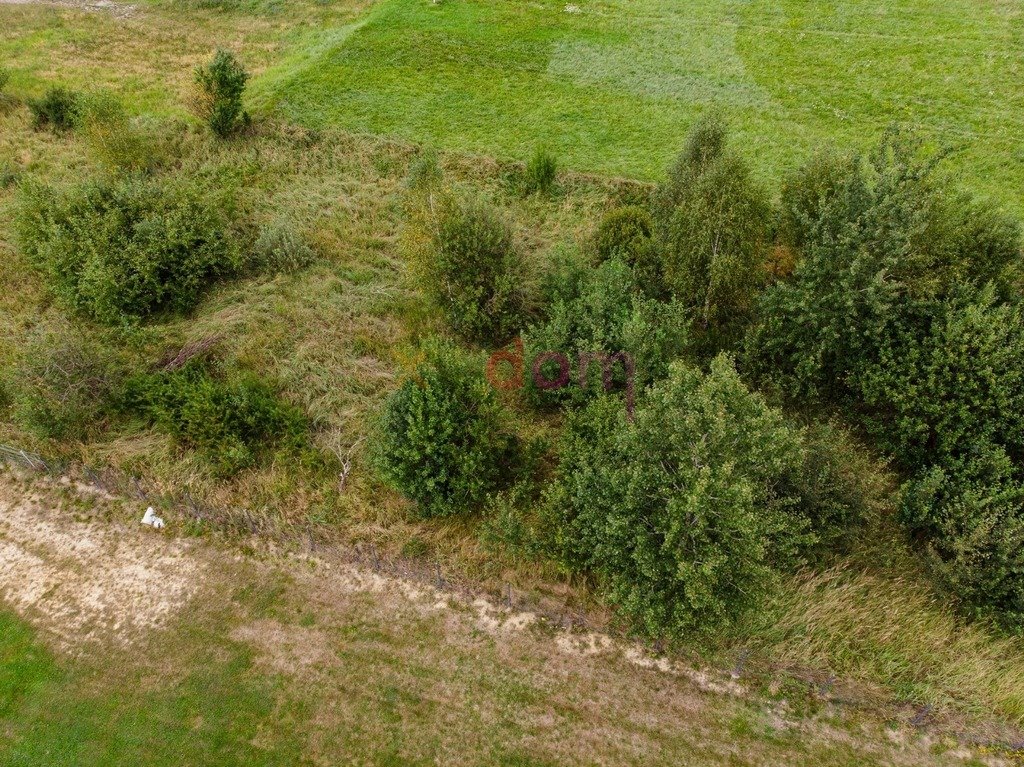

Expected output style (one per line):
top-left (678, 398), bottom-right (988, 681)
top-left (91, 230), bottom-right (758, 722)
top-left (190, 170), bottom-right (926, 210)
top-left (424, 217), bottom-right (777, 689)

top-left (253, 0), bottom-right (1024, 214)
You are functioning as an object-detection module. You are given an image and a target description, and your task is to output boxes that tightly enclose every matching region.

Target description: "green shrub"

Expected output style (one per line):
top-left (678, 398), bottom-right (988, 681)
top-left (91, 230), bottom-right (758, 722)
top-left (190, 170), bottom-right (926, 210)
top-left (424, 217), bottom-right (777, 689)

top-left (28, 87), bottom-right (80, 132)
top-left (656, 113), bottom-right (728, 216)
top-left (249, 222), bottom-right (316, 273)
top-left (406, 190), bottom-right (527, 344)
top-left (372, 341), bottom-right (519, 518)
top-left (0, 67), bottom-right (10, 94)
top-left (746, 131), bottom-right (1022, 406)
top-left (745, 130), bottom-right (1024, 624)
top-left (6, 326), bottom-right (121, 441)
top-left (190, 50), bottom-right (249, 138)
top-left (790, 421), bottom-right (891, 557)
top-left (778, 150), bottom-right (855, 250)
top-left (78, 92), bottom-right (158, 173)
top-left (654, 119), bottom-right (772, 351)
top-left (524, 255), bottom-right (687, 410)
top-left (858, 286), bottom-right (1024, 471)
top-left (900, 448), bottom-right (1024, 624)
top-left (126, 360), bottom-right (307, 476)
top-left (523, 145), bottom-right (558, 196)
top-left (15, 175), bottom-right (239, 324)
top-left (593, 205), bottom-right (653, 264)
top-left (591, 206), bottom-right (664, 296)
top-left (546, 356), bottom-right (816, 636)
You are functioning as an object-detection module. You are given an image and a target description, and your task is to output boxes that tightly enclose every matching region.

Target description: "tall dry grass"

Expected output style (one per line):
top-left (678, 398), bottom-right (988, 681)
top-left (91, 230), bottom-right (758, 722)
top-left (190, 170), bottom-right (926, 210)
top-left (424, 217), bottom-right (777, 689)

top-left (763, 564), bottom-right (1024, 723)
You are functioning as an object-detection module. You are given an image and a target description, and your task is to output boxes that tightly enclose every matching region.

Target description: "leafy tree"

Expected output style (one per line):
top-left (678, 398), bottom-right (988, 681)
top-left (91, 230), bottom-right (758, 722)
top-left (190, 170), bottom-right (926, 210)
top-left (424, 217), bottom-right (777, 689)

top-left (546, 357), bottom-right (817, 636)
top-left (373, 342), bottom-right (519, 518)
top-left (191, 50), bottom-right (250, 138)
top-left (654, 116), bottom-right (772, 351)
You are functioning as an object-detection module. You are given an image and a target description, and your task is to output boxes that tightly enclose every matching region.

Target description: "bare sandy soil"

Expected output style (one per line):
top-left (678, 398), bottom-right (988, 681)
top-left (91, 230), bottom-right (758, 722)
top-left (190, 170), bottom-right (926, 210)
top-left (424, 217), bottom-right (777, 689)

top-left (0, 487), bottom-right (206, 652)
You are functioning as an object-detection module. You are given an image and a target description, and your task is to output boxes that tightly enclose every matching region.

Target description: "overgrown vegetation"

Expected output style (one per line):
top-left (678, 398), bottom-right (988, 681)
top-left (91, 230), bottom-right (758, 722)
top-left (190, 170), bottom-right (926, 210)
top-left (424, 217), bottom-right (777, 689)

top-left (524, 255), bottom-right (687, 409)
top-left (15, 175), bottom-right (239, 324)
top-left (404, 190), bottom-right (527, 344)
top-left (6, 3), bottom-right (1024, 741)
top-left (523, 145), bottom-right (558, 196)
top-left (544, 358), bottom-right (867, 636)
top-left (78, 92), bottom-right (160, 174)
top-left (4, 325), bottom-right (121, 442)
top-left (745, 131), bottom-right (1024, 626)
top-left (124, 359), bottom-right (308, 476)
top-left (28, 87), bottom-right (80, 132)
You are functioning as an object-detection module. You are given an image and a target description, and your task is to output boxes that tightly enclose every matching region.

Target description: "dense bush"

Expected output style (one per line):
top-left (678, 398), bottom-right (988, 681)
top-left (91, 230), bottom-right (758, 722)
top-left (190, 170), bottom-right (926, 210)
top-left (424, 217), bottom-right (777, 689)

top-left (5, 326), bottom-right (121, 441)
top-left (190, 50), bottom-right (250, 138)
top-left (546, 357), bottom-right (819, 635)
top-left (524, 255), bottom-right (687, 410)
top-left (746, 131), bottom-right (1024, 624)
top-left (593, 206), bottom-right (666, 298)
top-left (126, 360), bottom-right (307, 476)
top-left (654, 117), bottom-right (772, 350)
top-left (78, 92), bottom-right (158, 173)
top-left (857, 286), bottom-right (1024, 470)
top-left (777, 150), bottom-right (854, 250)
top-left (405, 190), bottom-right (527, 344)
top-left (746, 132), bottom-right (1022, 405)
top-left (28, 87), bottom-right (80, 132)
top-left (790, 421), bottom-right (890, 557)
top-left (523, 146), bottom-right (558, 196)
top-left (372, 342), bottom-right (519, 518)
top-left (593, 205), bottom-right (652, 263)
top-left (15, 175), bottom-right (239, 324)
top-left (900, 448), bottom-right (1024, 623)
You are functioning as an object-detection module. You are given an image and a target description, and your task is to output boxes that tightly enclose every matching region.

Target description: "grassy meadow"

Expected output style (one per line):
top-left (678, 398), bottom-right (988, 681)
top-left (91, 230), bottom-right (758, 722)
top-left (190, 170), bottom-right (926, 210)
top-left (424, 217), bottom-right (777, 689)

top-left (3, 0), bottom-right (1024, 762)
top-left (252, 0), bottom-right (1024, 212)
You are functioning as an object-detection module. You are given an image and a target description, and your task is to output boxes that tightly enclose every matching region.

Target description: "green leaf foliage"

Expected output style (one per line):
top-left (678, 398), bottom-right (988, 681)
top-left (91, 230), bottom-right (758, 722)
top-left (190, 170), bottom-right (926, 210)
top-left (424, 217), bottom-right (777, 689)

top-left (546, 356), bottom-right (846, 636)
top-left (15, 175), bottom-right (239, 325)
top-left (373, 342), bottom-right (520, 518)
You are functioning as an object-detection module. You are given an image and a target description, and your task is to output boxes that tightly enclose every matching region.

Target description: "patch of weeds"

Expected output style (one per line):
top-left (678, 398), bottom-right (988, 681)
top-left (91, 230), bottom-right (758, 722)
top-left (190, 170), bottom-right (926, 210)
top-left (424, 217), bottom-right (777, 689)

top-left (400, 535), bottom-right (431, 560)
top-left (28, 87), bottom-right (80, 132)
top-left (522, 145), bottom-right (558, 196)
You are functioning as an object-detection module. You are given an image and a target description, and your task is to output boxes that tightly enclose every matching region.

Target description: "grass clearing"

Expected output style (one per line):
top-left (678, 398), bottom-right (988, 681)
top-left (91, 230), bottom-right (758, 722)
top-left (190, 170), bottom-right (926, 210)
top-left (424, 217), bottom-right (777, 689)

top-left (254, 0), bottom-right (1024, 213)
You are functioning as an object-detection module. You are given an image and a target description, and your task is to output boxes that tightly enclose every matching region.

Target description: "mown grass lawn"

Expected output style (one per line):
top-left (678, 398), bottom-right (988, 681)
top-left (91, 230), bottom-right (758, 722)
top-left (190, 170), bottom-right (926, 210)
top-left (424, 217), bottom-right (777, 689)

top-left (254, 0), bottom-right (1024, 212)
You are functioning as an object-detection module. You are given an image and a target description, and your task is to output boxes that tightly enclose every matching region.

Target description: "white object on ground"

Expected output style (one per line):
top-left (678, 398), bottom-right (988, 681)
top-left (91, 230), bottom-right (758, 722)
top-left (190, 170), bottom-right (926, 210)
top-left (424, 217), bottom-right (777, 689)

top-left (141, 506), bottom-right (166, 530)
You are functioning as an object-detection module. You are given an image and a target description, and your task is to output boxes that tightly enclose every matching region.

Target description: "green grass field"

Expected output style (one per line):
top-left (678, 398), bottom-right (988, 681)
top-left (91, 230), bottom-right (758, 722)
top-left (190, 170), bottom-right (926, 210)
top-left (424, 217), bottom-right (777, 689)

top-left (254, 0), bottom-right (1024, 211)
